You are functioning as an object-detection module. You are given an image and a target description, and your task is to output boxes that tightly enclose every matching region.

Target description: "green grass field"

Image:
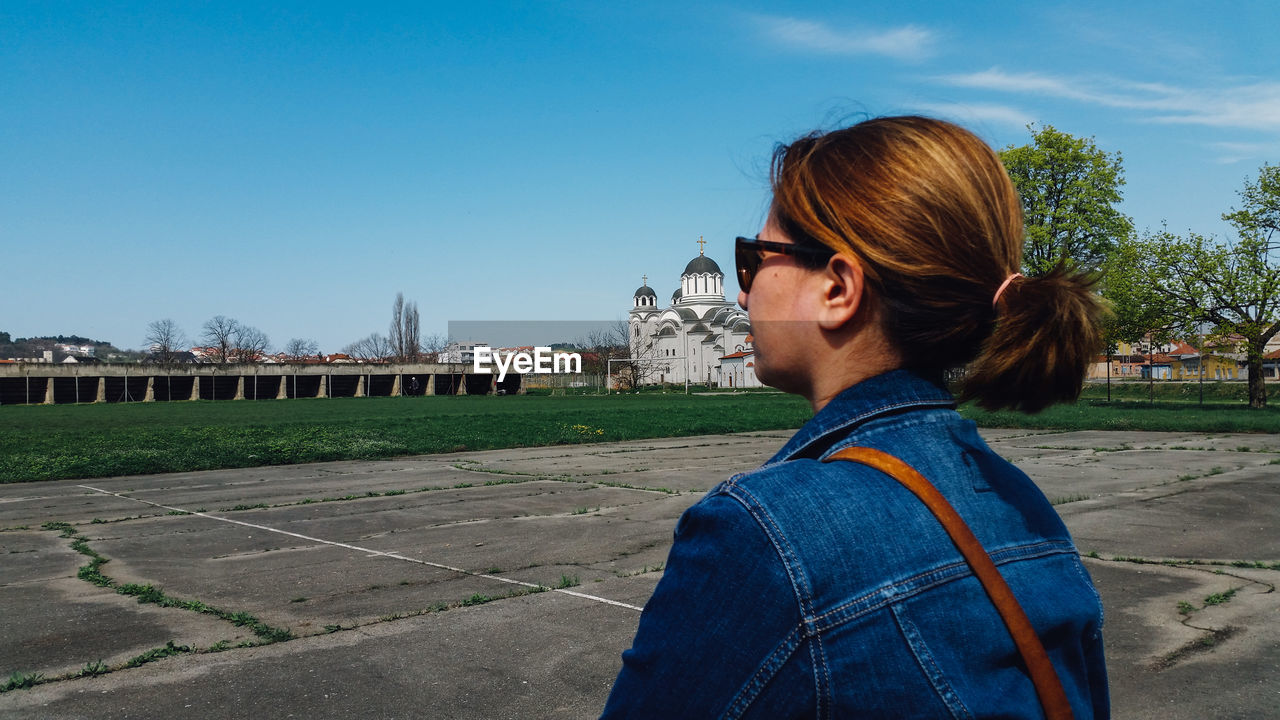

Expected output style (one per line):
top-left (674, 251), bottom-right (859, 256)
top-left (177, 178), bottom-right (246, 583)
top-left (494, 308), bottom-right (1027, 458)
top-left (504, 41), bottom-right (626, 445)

top-left (2, 382), bottom-right (1276, 483)
top-left (0, 393), bottom-right (813, 483)
top-left (1080, 379), bottom-right (1255, 403)
top-left (962, 380), bottom-right (1280, 433)
top-left (960, 399), bottom-right (1280, 433)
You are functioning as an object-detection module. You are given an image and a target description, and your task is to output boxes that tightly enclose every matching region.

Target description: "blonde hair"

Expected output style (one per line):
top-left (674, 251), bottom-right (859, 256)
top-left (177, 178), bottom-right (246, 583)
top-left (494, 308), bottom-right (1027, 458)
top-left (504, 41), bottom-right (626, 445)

top-left (770, 116), bottom-right (1103, 412)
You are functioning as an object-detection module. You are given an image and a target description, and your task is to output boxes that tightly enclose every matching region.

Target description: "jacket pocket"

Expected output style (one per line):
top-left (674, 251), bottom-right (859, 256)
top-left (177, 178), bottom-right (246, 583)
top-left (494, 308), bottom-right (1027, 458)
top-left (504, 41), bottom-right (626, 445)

top-left (891, 602), bottom-right (976, 720)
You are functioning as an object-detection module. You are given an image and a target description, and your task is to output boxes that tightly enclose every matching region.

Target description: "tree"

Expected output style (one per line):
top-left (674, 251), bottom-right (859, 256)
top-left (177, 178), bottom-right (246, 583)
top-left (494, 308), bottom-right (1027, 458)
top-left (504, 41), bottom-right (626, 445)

top-left (389, 292), bottom-right (422, 362)
top-left (1000, 125), bottom-right (1132, 276)
top-left (343, 333), bottom-right (392, 363)
top-left (389, 293), bottom-right (406, 360)
top-left (1137, 165), bottom-right (1280, 408)
top-left (201, 316), bottom-right (240, 363)
top-left (144, 319), bottom-right (189, 364)
top-left (1098, 235), bottom-right (1178, 400)
top-left (283, 338), bottom-right (319, 361)
top-left (420, 333), bottom-right (447, 362)
top-left (609, 320), bottom-right (663, 390)
top-left (404, 303), bottom-right (420, 361)
top-left (575, 327), bottom-right (618, 390)
top-left (200, 316), bottom-right (269, 363)
top-left (235, 326), bottom-right (271, 363)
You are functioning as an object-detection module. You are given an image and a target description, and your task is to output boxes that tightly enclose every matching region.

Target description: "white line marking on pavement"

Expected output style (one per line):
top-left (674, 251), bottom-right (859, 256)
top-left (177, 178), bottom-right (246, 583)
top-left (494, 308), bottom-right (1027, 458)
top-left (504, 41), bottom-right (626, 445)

top-left (77, 484), bottom-right (644, 612)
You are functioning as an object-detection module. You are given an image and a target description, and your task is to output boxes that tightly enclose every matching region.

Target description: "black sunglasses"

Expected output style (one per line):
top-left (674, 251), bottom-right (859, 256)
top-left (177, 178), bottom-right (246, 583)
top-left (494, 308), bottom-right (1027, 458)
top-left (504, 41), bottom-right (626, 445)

top-left (735, 236), bottom-right (835, 292)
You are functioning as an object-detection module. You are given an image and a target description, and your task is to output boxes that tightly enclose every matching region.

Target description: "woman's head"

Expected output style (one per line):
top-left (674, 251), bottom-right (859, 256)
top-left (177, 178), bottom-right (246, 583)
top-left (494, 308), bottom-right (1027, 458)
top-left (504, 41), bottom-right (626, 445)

top-left (763, 115), bottom-right (1103, 412)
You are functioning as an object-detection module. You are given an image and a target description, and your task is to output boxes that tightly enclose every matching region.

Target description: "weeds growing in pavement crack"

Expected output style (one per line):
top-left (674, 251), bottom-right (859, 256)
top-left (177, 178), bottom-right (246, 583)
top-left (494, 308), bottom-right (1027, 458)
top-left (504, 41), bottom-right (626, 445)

top-left (1203, 588), bottom-right (1239, 606)
top-left (78, 660), bottom-right (108, 678)
top-left (124, 641), bottom-right (191, 668)
top-left (1, 671), bottom-right (44, 693)
top-left (31, 519), bottom-right (295, 690)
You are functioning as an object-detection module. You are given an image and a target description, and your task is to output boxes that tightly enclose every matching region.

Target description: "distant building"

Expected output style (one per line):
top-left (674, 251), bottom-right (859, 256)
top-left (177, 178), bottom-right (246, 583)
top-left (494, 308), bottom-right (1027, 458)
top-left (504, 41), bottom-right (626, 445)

top-left (628, 240), bottom-right (751, 386)
top-left (1139, 354), bottom-right (1173, 380)
top-left (1263, 349), bottom-right (1280, 380)
top-left (1167, 342), bottom-right (1244, 381)
top-left (56, 344), bottom-right (95, 357)
top-left (15, 350), bottom-right (54, 363)
top-left (719, 349), bottom-right (762, 388)
top-left (441, 341), bottom-right (488, 364)
top-left (143, 351), bottom-right (197, 364)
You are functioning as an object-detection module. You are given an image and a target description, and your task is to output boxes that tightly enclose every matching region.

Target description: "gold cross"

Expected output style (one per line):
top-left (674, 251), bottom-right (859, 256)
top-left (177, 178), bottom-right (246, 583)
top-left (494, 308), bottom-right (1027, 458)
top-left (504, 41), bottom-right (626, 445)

top-left (697, 236), bottom-right (706, 255)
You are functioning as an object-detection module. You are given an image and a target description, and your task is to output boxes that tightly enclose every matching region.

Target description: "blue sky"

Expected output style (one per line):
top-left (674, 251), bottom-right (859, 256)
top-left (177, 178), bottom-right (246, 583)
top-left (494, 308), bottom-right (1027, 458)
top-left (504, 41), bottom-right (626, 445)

top-left (4, 1), bottom-right (1278, 352)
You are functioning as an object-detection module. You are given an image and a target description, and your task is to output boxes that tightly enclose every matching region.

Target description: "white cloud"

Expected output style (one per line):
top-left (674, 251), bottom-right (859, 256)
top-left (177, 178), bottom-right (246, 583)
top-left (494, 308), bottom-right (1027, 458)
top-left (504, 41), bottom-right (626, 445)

top-left (1146, 84), bottom-right (1280, 131)
top-left (752, 15), bottom-right (937, 62)
top-left (914, 102), bottom-right (1035, 128)
top-left (1208, 141), bottom-right (1280, 165)
top-left (935, 68), bottom-right (1280, 133)
top-left (938, 69), bottom-right (1096, 101)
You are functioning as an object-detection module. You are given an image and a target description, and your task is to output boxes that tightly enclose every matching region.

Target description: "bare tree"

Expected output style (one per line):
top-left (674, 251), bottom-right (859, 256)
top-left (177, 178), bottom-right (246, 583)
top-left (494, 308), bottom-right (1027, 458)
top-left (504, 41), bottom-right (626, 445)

top-left (576, 327), bottom-right (615, 389)
top-left (201, 316), bottom-right (241, 363)
top-left (144, 319), bottom-right (188, 364)
top-left (389, 293), bottom-right (406, 361)
top-left (389, 292), bottom-right (423, 362)
top-left (404, 299), bottom-right (420, 362)
top-left (199, 316), bottom-right (270, 363)
top-left (609, 319), bottom-right (663, 389)
top-left (420, 333), bottom-right (446, 362)
top-left (283, 338), bottom-right (319, 360)
top-left (344, 333), bottom-right (392, 363)
top-left (235, 326), bottom-right (271, 363)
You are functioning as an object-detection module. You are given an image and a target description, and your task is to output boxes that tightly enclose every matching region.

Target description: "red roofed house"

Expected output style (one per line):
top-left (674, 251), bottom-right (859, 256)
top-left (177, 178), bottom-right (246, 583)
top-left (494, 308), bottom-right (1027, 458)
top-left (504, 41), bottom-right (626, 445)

top-left (719, 349), bottom-right (761, 389)
top-left (1263, 348), bottom-right (1280, 380)
top-left (1140, 353), bottom-right (1174, 380)
top-left (1167, 342), bottom-right (1244, 380)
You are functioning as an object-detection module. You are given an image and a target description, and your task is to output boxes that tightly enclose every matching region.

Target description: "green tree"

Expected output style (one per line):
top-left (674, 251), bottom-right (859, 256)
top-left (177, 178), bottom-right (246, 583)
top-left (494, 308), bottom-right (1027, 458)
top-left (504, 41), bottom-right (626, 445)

top-left (1138, 164), bottom-right (1280, 408)
top-left (1098, 235), bottom-right (1176, 400)
top-left (1000, 125), bottom-right (1132, 276)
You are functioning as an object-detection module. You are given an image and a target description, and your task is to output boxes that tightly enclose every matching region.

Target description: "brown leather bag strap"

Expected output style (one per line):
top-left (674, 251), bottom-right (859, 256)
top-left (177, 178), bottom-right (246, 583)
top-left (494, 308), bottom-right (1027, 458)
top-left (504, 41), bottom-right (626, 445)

top-left (825, 446), bottom-right (1073, 720)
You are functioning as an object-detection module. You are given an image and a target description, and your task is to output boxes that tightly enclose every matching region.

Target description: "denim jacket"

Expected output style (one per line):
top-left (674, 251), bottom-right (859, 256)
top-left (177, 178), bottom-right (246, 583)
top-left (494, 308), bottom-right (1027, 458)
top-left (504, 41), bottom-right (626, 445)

top-left (602, 370), bottom-right (1108, 719)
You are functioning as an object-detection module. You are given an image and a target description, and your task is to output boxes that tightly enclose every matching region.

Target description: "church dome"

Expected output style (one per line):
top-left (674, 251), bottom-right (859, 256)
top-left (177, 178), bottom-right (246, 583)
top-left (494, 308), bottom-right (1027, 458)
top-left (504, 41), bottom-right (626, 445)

top-left (683, 255), bottom-right (722, 276)
top-left (634, 284), bottom-right (656, 298)
top-left (672, 288), bottom-right (682, 303)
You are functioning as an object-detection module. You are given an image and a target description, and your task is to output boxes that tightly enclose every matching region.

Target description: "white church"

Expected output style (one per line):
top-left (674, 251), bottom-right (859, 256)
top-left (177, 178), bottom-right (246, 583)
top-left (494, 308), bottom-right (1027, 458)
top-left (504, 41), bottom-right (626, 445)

top-left (628, 240), bottom-right (761, 388)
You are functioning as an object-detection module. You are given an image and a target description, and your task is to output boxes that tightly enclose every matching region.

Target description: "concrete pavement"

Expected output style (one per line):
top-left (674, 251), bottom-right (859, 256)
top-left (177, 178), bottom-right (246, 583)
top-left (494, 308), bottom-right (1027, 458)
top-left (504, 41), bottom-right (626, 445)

top-left (1, 429), bottom-right (1277, 718)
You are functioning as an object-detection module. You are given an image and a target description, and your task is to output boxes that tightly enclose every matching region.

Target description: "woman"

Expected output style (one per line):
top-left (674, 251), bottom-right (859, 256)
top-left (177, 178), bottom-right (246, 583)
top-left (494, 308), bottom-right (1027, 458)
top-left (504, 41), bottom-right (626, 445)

top-left (601, 116), bottom-right (1109, 718)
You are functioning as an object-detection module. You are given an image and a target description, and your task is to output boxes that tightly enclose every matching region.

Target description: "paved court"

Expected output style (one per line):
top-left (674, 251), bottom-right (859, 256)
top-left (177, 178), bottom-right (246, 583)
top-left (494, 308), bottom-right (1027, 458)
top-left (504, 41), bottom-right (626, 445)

top-left (1, 428), bottom-right (1278, 718)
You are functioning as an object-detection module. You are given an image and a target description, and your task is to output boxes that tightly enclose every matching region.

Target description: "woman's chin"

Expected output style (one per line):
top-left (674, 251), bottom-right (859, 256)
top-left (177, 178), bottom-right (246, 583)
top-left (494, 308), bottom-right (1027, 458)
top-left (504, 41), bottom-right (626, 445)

top-left (754, 364), bottom-right (801, 397)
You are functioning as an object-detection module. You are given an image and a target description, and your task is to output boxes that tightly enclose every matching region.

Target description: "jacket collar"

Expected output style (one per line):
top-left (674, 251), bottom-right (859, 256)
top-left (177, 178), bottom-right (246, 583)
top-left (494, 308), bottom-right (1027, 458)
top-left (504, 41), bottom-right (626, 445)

top-left (765, 369), bottom-right (956, 465)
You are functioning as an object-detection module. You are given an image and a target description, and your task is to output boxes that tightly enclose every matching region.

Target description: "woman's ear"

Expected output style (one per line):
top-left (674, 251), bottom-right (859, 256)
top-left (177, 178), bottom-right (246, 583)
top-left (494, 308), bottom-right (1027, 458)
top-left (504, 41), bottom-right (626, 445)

top-left (816, 255), bottom-right (865, 331)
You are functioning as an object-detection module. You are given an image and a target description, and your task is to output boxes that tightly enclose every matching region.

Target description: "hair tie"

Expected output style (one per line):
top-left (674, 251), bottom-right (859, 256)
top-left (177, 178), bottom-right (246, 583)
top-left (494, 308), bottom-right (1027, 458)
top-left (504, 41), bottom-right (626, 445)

top-left (992, 273), bottom-right (1023, 308)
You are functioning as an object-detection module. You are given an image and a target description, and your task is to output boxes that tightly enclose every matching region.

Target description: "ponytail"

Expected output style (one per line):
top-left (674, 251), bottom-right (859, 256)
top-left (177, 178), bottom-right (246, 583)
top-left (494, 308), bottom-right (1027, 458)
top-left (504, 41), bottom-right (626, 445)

top-left (961, 264), bottom-right (1105, 413)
